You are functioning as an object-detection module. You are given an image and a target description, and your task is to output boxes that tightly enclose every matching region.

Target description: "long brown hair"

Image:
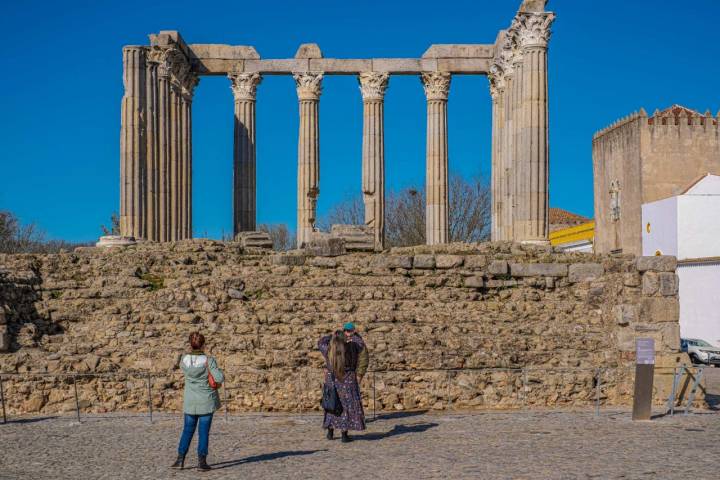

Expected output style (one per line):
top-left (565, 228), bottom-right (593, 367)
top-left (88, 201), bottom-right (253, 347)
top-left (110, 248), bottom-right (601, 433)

top-left (328, 330), bottom-right (346, 379)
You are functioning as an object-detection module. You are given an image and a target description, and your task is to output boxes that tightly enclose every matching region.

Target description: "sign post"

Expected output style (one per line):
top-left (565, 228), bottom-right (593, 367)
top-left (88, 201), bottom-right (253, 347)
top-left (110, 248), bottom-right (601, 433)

top-left (632, 338), bottom-right (655, 420)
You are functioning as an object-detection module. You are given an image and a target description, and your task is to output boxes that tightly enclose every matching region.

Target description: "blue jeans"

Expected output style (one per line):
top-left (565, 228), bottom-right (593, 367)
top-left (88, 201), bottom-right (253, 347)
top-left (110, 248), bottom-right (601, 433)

top-left (177, 413), bottom-right (214, 457)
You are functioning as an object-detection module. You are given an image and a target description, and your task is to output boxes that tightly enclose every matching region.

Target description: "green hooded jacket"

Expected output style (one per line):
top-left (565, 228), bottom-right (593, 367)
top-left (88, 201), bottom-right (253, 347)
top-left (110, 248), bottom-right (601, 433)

top-left (180, 352), bottom-right (225, 415)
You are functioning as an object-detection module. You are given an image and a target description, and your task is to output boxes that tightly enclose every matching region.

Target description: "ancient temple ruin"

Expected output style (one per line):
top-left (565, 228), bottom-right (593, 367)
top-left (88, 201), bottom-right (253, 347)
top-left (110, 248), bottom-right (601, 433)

top-left (117, 0), bottom-right (555, 248)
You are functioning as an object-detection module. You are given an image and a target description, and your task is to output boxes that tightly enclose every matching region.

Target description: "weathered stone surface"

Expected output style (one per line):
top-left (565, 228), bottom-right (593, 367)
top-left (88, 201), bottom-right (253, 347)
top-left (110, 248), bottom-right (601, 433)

top-left (413, 255), bottom-right (436, 269)
top-left (235, 231), bottom-right (273, 249)
top-left (304, 235), bottom-right (345, 257)
top-left (0, 241), bottom-right (686, 414)
top-left (640, 297), bottom-right (680, 323)
top-left (636, 256), bottom-right (677, 273)
top-left (294, 43), bottom-right (322, 59)
top-left (509, 263), bottom-right (567, 277)
top-left (487, 260), bottom-right (508, 275)
top-left (658, 273), bottom-right (679, 296)
top-left (96, 236), bottom-right (136, 248)
top-left (463, 276), bottom-right (484, 288)
top-left (614, 304), bottom-right (637, 326)
top-left (435, 255), bottom-right (464, 269)
top-left (568, 263), bottom-right (604, 283)
top-left (642, 272), bottom-right (659, 295)
top-left (270, 253), bottom-right (306, 266)
top-left (330, 225), bottom-right (374, 252)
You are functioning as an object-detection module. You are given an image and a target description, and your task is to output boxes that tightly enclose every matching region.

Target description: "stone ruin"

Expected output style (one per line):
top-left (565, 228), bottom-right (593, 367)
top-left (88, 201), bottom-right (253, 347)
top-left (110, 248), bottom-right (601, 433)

top-left (112, 0), bottom-right (555, 250)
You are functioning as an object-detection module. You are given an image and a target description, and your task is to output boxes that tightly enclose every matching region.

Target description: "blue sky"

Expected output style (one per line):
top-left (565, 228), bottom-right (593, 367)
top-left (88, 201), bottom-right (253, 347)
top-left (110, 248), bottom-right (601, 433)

top-left (1, 0), bottom-right (718, 242)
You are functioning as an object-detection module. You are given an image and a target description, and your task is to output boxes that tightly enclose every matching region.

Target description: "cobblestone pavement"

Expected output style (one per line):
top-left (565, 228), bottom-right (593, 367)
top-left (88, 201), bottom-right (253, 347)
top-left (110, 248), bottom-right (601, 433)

top-left (1, 408), bottom-right (718, 480)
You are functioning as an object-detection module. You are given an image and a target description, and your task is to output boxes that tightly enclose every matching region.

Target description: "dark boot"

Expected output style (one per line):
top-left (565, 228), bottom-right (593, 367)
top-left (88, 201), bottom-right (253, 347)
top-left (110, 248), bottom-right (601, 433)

top-left (170, 454), bottom-right (185, 469)
top-left (341, 431), bottom-right (352, 443)
top-left (197, 455), bottom-right (211, 471)
top-left (326, 428), bottom-right (334, 440)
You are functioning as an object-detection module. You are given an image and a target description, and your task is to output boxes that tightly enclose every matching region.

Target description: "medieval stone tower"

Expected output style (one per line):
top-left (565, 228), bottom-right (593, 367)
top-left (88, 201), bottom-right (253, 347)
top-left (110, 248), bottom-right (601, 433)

top-left (593, 105), bottom-right (720, 255)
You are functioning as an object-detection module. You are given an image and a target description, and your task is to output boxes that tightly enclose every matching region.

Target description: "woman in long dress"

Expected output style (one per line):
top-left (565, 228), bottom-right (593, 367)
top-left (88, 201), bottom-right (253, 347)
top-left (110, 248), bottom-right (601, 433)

top-left (319, 330), bottom-right (366, 442)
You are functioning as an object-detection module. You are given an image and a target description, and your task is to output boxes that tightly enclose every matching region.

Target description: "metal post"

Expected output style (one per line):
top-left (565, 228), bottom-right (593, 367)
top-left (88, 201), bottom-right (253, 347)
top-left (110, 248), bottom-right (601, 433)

top-left (0, 376), bottom-right (7, 424)
top-left (73, 375), bottom-right (81, 423)
top-left (147, 375), bottom-right (153, 424)
top-left (224, 385), bottom-right (228, 422)
top-left (595, 368), bottom-right (602, 417)
top-left (372, 371), bottom-right (376, 421)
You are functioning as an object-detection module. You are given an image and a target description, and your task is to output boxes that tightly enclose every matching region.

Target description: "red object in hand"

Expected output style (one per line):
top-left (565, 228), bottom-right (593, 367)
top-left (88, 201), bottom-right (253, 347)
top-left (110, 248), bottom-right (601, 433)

top-left (207, 365), bottom-right (220, 390)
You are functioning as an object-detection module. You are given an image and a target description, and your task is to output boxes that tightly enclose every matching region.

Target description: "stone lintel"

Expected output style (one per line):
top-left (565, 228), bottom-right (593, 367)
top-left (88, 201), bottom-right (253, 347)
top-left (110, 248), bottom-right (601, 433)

top-left (189, 44), bottom-right (260, 59)
top-left (422, 44), bottom-right (494, 59)
top-left (188, 57), bottom-right (491, 75)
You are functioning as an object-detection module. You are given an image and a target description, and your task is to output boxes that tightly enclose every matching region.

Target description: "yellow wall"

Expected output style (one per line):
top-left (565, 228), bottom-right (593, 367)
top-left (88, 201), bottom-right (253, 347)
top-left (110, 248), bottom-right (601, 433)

top-left (549, 221), bottom-right (595, 246)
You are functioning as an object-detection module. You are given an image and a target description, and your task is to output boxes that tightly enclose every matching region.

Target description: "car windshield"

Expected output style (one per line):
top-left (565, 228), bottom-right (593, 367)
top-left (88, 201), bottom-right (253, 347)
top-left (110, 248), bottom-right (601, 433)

top-left (692, 340), bottom-right (713, 347)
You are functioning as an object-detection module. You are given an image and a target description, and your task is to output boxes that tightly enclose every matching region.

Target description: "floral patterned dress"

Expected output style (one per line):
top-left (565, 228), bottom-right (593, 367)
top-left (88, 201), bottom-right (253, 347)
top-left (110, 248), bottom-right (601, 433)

top-left (319, 334), bottom-right (367, 431)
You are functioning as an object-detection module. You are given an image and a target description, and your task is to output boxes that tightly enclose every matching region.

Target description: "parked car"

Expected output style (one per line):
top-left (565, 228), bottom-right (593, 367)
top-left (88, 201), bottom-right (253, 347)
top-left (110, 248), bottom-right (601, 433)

top-left (680, 338), bottom-right (720, 366)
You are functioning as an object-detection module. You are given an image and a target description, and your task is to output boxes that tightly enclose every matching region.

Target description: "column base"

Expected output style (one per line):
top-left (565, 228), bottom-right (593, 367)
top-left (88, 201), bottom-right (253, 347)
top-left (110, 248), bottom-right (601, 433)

top-left (96, 235), bottom-right (137, 247)
top-left (519, 239), bottom-right (550, 246)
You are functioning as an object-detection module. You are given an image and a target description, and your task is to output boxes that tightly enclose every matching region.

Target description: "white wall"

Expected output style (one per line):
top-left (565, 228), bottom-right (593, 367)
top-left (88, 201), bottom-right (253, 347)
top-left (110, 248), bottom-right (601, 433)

top-left (677, 195), bottom-right (720, 260)
top-left (678, 261), bottom-right (720, 347)
top-left (641, 196), bottom-right (677, 257)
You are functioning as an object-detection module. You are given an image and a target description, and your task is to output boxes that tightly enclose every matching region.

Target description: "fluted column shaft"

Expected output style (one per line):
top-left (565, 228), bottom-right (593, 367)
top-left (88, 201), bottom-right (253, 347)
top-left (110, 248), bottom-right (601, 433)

top-left (359, 72), bottom-right (389, 250)
top-left (229, 72), bottom-right (262, 236)
top-left (157, 70), bottom-right (170, 241)
top-left (144, 61), bottom-right (159, 241)
top-left (185, 94), bottom-right (193, 239)
top-left (422, 72), bottom-right (451, 245)
top-left (169, 84), bottom-right (180, 241)
top-left (119, 46), bottom-right (147, 239)
top-left (511, 54), bottom-right (525, 240)
top-left (294, 72), bottom-right (323, 247)
top-left (516, 12), bottom-right (554, 243)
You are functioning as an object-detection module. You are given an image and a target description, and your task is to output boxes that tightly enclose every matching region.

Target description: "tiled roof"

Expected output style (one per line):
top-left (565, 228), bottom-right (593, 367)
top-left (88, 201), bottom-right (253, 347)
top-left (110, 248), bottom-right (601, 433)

top-left (549, 208), bottom-right (590, 225)
top-left (648, 104), bottom-right (717, 125)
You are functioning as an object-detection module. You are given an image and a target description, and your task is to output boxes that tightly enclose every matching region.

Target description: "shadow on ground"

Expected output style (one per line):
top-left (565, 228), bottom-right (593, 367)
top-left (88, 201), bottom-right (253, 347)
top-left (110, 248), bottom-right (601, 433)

top-left (210, 449), bottom-right (327, 470)
top-left (356, 422), bottom-right (438, 441)
top-left (1, 416), bottom-right (58, 425)
top-left (367, 410), bottom-right (429, 423)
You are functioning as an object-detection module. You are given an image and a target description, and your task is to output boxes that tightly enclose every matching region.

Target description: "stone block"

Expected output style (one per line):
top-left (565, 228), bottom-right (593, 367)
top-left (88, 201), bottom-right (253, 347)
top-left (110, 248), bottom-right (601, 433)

top-left (295, 43), bottom-right (323, 59)
top-left (568, 263), bottom-right (604, 283)
top-left (0, 308), bottom-right (6, 325)
top-left (487, 260), bottom-right (508, 275)
top-left (658, 273), bottom-right (679, 296)
top-left (270, 254), bottom-right (306, 266)
top-left (371, 58), bottom-right (422, 73)
top-left (304, 235), bottom-right (346, 257)
top-left (640, 297), bottom-right (679, 323)
top-left (369, 255), bottom-right (412, 270)
top-left (309, 257), bottom-right (338, 268)
top-left (437, 58), bottom-right (490, 73)
top-left (463, 276), bottom-right (484, 288)
top-left (330, 224), bottom-right (374, 252)
top-left (413, 255), bottom-right (436, 269)
top-left (614, 304), bottom-right (637, 326)
top-left (636, 256), bottom-right (677, 272)
top-left (641, 272), bottom-right (659, 295)
top-left (0, 325), bottom-right (9, 352)
top-left (234, 231), bottom-right (273, 249)
top-left (661, 323), bottom-right (680, 351)
top-left (421, 44), bottom-right (493, 58)
top-left (464, 255), bottom-right (487, 270)
top-left (435, 255), bottom-right (464, 269)
top-left (623, 272), bottom-right (641, 287)
top-left (309, 58), bottom-right (371, 72)
top-left (509, 263), bottom-right (567, 277)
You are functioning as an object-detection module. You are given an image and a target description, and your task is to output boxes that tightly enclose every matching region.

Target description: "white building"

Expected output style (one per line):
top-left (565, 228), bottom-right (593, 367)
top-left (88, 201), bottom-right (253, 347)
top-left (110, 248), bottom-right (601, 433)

top-left (642, 174), bottom-right (720, 347)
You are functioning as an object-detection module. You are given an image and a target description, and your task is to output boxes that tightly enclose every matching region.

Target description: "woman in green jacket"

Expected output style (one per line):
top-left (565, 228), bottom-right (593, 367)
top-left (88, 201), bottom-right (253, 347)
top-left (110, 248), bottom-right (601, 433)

top-left (170, 332), bottom-right (224, 471)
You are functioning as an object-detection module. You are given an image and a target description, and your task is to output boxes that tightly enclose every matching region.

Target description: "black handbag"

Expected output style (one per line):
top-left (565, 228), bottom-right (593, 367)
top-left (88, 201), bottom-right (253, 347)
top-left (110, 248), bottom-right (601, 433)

top-left (321, 373), bottom-right (343, 415)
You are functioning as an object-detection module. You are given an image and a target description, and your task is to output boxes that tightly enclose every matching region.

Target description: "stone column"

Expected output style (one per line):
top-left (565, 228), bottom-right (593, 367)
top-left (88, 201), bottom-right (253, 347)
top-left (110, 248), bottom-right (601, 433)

top-left (489, 69), bottom-right (505, 241)
top-left (510, 43), bottom-right (525, 241)
top-left (179, 91), bottom-right (188, 239)
top-left (229, 71), bottom-right (262, 236)
top-left (359, 72), bottom-right (389, 250)
top-left (169, 82), bottom-right (180, 241)
top-left (516, 11), bottom-right (554, 243)
top-left (157, 62), bottom-right (171, 242)
top-left (185, 84), bottom-right (194, 239)
top-left (144, 60), bottom-right (159, 241)
top-left (119, 46), bottom-right (147, 239)
top-left (293, 72), bottom-right (323, 247)
top-left (421, 72), bottom-right (451, 245)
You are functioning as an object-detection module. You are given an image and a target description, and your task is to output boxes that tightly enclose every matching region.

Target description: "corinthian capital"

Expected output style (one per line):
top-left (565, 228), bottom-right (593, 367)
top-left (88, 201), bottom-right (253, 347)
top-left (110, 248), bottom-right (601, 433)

top-left (514, 12), bottom-right (555, 48)
top-left (228, 71), bottom-right (262, 101)
top-left (421, 72), bottom-right (451, 101)
top-left (293, 72), bottom-right (323, 101)
top-left (358, 72), bottom-right (389, 101)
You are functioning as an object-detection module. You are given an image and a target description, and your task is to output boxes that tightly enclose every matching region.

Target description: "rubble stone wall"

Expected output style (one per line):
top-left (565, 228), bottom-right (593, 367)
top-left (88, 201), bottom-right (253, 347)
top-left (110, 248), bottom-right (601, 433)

top-left (0, 241), bottom-right (688, 415)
